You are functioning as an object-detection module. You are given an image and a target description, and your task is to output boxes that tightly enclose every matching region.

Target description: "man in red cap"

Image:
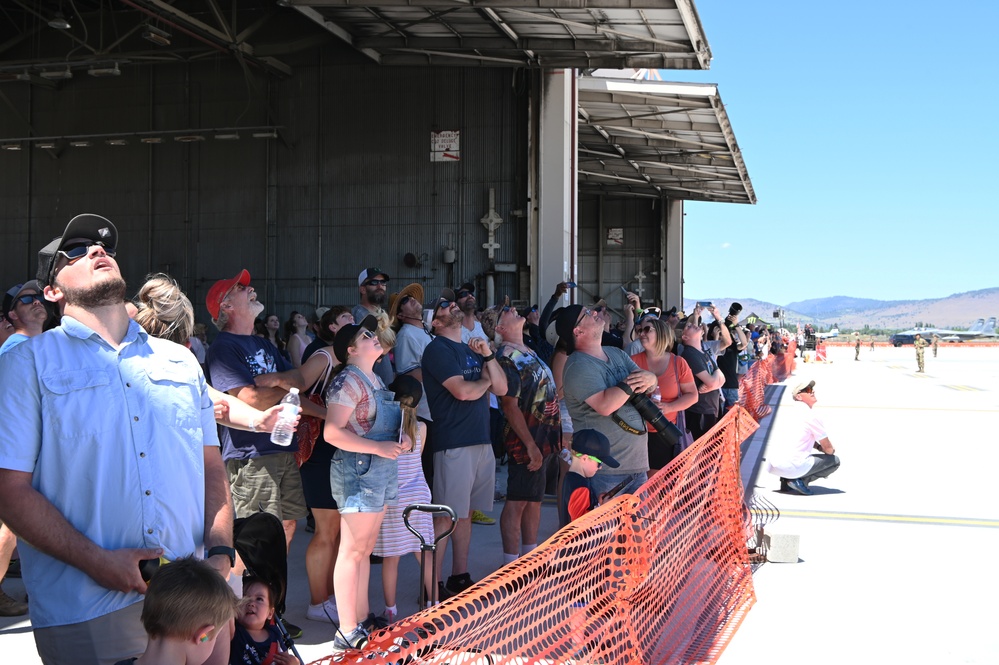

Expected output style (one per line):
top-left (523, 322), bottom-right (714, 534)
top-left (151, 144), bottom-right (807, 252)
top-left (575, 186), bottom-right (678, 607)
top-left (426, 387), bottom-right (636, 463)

top-left (205, 270), bottom-right (308, 553)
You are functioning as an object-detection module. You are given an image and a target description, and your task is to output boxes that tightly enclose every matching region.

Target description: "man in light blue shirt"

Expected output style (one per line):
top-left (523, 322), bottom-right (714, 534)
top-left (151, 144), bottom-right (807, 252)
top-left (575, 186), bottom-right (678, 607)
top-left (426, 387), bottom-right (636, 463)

top-left (0, 214), bottom-right (234, 665)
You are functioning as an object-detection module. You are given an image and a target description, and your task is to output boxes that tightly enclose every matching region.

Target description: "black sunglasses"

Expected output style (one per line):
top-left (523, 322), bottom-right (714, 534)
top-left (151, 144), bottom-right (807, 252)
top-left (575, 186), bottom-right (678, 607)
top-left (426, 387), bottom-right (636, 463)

top-left (15, 293), bottom-right (45, 306)
top-left (365, 278), bottom-right (388, 286)
top-left (456, 290), bottom-right (472, 299)
top-left (58, 241), bottom-right (115, 264)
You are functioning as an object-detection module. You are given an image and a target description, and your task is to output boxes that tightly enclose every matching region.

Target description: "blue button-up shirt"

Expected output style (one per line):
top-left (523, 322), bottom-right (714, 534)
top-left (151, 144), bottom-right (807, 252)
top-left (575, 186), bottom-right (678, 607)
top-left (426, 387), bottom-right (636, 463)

top-left (0, 316), bottom-right (219, 628)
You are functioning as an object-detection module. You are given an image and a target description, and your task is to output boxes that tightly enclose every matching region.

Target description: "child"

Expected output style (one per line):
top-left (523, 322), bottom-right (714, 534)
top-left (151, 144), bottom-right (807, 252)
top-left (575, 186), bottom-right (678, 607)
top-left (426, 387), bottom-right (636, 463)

top-left (558, 429), bottom-right (621, 528)
top-left (114, 557), bottom-right (238, 665)
top-left (374, 375), bottom-right (434, 619)
top-left (229, 575), bottom-right (298, 665)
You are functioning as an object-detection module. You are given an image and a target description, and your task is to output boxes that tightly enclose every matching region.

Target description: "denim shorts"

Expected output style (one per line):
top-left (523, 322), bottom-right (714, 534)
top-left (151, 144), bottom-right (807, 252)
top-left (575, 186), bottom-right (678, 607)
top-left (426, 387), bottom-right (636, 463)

top-left (330, 450), bottom-right (398, 514)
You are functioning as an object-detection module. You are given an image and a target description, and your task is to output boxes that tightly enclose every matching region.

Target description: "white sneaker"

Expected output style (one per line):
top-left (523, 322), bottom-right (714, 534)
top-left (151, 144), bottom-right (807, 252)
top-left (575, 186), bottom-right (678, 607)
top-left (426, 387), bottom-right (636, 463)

top-left (306, 598), bottom-right (339, 623)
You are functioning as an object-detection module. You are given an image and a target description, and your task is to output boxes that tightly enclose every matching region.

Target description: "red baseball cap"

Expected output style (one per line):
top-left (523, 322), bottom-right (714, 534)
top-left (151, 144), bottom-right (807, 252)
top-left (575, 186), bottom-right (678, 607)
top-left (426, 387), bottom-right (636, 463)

top-left (206, 269), bottom-right (250, 319)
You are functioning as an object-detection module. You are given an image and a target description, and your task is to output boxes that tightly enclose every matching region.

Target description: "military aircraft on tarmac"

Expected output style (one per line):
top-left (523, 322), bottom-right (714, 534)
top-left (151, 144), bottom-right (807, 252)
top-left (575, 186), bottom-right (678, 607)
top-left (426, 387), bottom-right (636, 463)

top-left (890, 317), bottom-right (997, 345)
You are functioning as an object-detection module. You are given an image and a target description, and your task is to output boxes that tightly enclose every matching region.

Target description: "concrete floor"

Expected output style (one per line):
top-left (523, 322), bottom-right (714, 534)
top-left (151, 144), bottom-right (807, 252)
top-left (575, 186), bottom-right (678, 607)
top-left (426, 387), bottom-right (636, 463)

top-left (3, 344), bottom-right (997, 663)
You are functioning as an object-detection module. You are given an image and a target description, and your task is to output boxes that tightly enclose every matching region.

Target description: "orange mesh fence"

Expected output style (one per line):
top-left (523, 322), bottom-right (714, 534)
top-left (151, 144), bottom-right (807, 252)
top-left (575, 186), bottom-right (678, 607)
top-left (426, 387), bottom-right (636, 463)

top-left (311, 407), bottom-right (759, 665)
top-left (736, 340), bottom-right (795, 421)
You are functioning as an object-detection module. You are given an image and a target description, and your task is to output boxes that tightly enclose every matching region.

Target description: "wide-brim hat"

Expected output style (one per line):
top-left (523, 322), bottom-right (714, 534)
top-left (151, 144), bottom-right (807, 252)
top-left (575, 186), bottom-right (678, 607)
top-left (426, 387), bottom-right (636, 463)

top-left (206, 269), bottom-right (250, 320)
top-left (388, 283), bottom-right (424, 322)
top-left (37, 214), bottom-right (118, 286)
top-left (333, 314), bottom-right (378, 364)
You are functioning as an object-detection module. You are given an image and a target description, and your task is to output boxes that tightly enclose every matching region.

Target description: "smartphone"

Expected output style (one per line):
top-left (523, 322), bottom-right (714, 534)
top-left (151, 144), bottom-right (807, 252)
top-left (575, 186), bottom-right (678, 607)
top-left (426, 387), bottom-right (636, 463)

top-left (696, 301), bottom-right (713, 308)
top-left (565, 281), bottom-right (577, 288)
top-left (619, 286), bottom-right (629, 297)
top-left (604, 477), bottom-right (631, 499)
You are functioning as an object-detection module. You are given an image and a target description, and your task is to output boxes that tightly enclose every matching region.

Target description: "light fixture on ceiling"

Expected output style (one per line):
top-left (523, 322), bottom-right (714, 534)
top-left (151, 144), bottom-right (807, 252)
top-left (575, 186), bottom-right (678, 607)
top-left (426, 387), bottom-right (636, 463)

top-left (214, 132), bottom-right (240, 140)
top-left (35, 141), bottom-right (58, 149)
top-left (140, 137), bottom-right (164, 144)
top-left (69, 140), bottom-right (91, 147)
top-left (174, 135), bottom-right (205, 143)
top-left (2, 143), bottom-right (23, 151)
top-left (88, 63), bottom-right (121, 77)
top-left (40, 68), bottom-right (73, 80)
top-left (142, 25), bottom-right (171, 46)
top-left (252, 130), bottom-right (278, 139)
top-left (48, 12), bottom-right (71, 30)
top-left (106, 138), bottom-right (128, 146)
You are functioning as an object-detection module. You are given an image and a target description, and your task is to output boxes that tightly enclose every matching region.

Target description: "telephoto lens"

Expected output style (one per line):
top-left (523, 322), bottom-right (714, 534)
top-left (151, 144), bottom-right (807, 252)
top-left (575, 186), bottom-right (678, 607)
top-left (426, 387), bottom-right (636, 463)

top-left (628, 393), bottom-right (683, 449)
top-left (728, 302), bottom-right (743, 318)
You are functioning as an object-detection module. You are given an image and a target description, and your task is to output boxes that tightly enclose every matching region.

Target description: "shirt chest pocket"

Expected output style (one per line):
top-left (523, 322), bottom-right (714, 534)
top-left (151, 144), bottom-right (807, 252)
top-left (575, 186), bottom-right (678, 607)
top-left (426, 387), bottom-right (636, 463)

top-left (145, 361), bottom-right (201, 431)
top-left (41, 369), bottom-right (116, 441)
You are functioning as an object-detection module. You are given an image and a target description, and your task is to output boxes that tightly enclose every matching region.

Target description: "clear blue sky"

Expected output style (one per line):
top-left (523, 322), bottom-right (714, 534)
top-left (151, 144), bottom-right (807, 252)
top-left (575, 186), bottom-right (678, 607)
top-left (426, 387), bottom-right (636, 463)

top-left (668, 1), bottom-right (999, 305)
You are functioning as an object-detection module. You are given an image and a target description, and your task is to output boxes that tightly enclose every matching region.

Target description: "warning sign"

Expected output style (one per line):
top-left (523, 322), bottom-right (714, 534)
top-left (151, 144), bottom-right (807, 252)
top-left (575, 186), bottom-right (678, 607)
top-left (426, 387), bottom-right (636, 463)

top-left (431, 130), bottom-right (460, 162)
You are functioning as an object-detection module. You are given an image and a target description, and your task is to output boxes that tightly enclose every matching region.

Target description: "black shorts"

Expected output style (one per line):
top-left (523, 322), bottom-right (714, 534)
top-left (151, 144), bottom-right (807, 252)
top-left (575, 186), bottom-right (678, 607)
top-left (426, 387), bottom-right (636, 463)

top-left (299, 441), bottom-right (339, 511)
top-left (506, 454), bottom-right (554, 502)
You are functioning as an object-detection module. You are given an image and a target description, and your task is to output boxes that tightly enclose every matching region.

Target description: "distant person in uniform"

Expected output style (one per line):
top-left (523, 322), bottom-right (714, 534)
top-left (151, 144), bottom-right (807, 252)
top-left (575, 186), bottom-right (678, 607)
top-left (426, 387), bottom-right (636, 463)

top-left (853, 333), bottom-right (861, 361)
top-left (931, 334), bottom-right (940, 357)
top-left (914, 334), bottom-right (928, 373)
top-left (869, 338), bottom-right (875, 351)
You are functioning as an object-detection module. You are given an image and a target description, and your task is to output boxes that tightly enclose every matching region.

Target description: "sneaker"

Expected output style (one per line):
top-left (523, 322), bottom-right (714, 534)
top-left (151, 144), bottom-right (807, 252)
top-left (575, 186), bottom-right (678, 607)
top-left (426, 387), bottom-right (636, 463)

top-left (0, 589), bottom-right (28, 617)
top-left (332, 625), bottom-right (369, 651)
top-left (283, 621), bottom-right (303, 640)
top-left (444, 572), bottom-right (475, 596)
top-left (361, 612), bottom-right (388, 632)
top-left (471, 510), bottom-right (495, 525)
top-left (436, 581), bottom-right (453, 602)
top-left (306, 598), bottom-right (339, 623)
top-left (785, 478), bottom-right (813, 496)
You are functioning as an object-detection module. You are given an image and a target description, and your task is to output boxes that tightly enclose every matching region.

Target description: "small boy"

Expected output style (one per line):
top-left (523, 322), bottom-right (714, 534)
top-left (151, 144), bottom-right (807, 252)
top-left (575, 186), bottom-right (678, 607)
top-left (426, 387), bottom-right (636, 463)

top-left (115, 557), bottom-right (238, 665)
top-left (558, 429), bottom-right (621, 527)
top-left (230, 576), bottom-right (297, 665)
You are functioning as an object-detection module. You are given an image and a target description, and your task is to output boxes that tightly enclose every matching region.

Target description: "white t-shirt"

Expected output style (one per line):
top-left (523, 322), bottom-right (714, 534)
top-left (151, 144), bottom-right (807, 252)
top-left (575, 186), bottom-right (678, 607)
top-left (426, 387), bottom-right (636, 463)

top-left (766, 400), bottom-right (829, 479)
top-left (394, 323), bottom-right (433, 421)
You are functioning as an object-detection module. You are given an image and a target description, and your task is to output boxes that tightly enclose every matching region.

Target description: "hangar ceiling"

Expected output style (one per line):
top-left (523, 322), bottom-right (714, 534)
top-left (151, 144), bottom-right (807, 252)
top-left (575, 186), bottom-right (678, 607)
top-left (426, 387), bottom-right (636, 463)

top-left (0, 0), bottom-right (710, 80)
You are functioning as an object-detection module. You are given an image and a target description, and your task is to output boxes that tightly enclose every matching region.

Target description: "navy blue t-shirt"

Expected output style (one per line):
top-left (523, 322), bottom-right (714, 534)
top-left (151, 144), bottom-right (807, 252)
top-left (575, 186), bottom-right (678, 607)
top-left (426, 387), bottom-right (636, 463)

top-left (421, 336), bottom-right (490, 453)
top-left (206, 331), bottom-right (297, 460)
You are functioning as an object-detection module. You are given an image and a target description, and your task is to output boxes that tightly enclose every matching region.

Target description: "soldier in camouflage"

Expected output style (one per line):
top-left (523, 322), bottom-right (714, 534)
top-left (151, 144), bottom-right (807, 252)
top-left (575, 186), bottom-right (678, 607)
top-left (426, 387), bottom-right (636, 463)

top-left (854, 333), bottom-right (861, 361)
top-left (914, 334), bottom-right (928, 373)
top-left (932, 334), bottom-right (939, 357)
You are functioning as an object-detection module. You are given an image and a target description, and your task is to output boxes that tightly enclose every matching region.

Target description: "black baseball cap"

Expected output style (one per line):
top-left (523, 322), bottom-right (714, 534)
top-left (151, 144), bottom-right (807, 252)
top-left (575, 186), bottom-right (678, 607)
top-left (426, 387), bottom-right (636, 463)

top-left (332, 314), bottom-right (378, 364)
top-left (37, 214), bottom-right (119, 286)
top-left (571, 429), bottom-right (620, 468)
top-left (555, 304), bottom-right (585, 354)
top-left (429, 288), bottom-right (457, 318)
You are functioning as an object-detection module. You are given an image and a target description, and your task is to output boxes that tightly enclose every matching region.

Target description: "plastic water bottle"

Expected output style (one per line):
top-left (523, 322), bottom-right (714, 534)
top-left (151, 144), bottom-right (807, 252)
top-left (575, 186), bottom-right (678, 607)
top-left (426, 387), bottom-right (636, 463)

top-left (270, 388), bottom-right (300, 446)
top-left (651, 385), bottom-right (661, 403)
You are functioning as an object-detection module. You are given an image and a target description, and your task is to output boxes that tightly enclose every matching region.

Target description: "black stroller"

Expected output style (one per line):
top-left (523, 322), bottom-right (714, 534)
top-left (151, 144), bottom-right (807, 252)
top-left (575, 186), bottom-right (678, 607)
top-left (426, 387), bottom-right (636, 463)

top-left (234, 511), bottom-right (305, 665)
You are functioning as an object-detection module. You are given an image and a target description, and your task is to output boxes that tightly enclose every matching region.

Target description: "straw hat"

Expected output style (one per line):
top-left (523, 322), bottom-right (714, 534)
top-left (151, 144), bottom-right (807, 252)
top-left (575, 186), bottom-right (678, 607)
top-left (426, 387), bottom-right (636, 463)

top-left (388, 282), bottom-right (425, 322)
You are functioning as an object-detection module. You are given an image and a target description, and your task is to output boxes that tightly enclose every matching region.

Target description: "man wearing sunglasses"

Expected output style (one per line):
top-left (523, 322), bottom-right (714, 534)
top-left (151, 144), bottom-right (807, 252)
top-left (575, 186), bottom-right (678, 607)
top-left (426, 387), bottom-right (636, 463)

top-left (0, 214), bottom-right (234, 664)
top-left (353, 267), bottom-right (390, 325)
top-left (1, 280), bottom-right (48, 357)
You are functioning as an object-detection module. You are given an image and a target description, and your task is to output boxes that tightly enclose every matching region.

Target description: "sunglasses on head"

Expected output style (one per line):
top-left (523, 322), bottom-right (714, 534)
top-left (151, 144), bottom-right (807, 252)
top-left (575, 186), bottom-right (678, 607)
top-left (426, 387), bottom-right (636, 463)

top-left (643, 307), bottom-right (662, 318)
top-left (15, 293), bottom-right (45, 306)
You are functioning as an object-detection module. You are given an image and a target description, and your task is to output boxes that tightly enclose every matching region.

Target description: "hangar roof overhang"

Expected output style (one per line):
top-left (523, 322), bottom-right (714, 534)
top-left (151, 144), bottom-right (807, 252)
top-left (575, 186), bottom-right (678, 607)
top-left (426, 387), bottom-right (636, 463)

top-left (577, 75), bottom-right (756, 204)
top-left (283, 0), bottom-right (712, 69)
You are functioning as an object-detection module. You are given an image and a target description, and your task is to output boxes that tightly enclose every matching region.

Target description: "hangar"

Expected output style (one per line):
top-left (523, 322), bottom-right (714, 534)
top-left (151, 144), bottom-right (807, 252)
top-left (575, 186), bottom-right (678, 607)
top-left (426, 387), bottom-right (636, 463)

top-left (0, 0), bottom-right (754, 322)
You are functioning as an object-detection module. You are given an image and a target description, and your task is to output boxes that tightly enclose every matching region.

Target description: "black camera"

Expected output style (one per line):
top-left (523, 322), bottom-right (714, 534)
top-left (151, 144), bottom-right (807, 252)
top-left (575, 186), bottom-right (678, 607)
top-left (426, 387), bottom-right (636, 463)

top-left (729, 302), bottom-right (743, 318)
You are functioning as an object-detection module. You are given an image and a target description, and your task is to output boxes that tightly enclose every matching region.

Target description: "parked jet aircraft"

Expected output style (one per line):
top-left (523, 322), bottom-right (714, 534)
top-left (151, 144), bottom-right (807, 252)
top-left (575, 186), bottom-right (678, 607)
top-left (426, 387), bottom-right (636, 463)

top-left (892, 317), bottom-right (997, 344)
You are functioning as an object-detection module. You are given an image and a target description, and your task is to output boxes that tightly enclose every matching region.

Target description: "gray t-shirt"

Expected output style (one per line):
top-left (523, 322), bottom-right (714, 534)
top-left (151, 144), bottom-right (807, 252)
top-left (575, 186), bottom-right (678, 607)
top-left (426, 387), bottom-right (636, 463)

top-left (394, 323), bottom-right (433, 421)
top-left (563, 347), bottom-right (648, 476)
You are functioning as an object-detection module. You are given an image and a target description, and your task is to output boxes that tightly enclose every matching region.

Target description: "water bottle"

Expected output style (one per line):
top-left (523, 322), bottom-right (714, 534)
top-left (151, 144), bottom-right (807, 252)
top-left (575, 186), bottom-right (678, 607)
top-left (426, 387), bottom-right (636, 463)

top-left (651, 385), bottom-right (661, 403)
top-left (270, 388), bottom-right (300, 446)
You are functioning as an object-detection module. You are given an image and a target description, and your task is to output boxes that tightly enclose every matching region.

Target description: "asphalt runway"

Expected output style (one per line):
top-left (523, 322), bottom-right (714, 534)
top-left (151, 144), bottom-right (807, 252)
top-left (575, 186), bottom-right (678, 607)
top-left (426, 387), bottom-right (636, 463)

top-left (4, 343), bottom-right (997, 663)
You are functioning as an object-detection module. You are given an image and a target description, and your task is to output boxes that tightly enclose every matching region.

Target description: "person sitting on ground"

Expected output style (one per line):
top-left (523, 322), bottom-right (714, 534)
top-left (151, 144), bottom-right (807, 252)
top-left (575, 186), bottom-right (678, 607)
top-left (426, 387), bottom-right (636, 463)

top-left (229, 575), bottom-right (297, 665)
top-left (558, 429), bottom-right (620, 527)
top-left (113, 557), bottom-right (238, 665)
top-left (765, 380), bottom-right (840, 496)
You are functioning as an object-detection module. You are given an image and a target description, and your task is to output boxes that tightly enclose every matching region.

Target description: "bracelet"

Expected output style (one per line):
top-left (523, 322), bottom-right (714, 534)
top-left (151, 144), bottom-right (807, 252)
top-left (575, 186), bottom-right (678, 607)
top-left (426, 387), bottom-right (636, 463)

top-left (616, 381), bottom-right (634, 396)
top-left (481, 353), bottom-right (496, 363)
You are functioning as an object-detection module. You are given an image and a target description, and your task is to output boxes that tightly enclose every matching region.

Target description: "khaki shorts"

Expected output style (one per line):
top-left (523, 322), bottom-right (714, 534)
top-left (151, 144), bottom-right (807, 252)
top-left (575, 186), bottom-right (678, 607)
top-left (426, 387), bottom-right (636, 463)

top-left (226, 453), bottom-right (308, 521)
top-left (432, 444), bottom-right (495, 519)
top-left (35, 600), bottom-right (145, 665)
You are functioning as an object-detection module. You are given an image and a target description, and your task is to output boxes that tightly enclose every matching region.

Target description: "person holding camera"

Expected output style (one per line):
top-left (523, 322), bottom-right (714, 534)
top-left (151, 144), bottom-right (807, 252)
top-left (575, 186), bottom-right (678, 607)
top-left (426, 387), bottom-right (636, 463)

top-left (678, 305), bottom-right (730, 442)
top-left (714, 303), bottom-right (747, 410)
top-left (556, 305), bottom-right (657, 498)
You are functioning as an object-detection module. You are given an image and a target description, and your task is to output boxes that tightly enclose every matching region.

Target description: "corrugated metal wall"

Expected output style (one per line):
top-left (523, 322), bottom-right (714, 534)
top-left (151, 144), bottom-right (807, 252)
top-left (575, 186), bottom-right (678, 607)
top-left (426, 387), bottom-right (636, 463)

top-left (0, 51), bottom-right (527, 330)
top-left (577, 194), bottom-right (665, 314)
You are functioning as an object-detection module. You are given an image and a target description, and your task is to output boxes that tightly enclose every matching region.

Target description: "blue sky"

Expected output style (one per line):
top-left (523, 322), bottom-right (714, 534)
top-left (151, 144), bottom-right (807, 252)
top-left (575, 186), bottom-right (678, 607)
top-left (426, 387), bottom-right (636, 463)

top-left (669, 1), bottom-right (999, 305)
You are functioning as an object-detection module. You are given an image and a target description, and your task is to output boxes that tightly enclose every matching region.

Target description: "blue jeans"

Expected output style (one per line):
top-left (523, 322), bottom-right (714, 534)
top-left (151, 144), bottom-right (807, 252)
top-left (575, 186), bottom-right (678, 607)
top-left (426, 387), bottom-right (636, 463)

top-left (722, 388), bottom-right (740, 408)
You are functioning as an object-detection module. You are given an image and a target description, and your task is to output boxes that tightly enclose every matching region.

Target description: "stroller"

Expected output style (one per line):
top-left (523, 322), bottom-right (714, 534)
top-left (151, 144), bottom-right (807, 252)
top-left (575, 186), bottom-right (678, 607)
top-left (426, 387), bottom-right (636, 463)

top-left (234, 511), bottom-right (305, 665)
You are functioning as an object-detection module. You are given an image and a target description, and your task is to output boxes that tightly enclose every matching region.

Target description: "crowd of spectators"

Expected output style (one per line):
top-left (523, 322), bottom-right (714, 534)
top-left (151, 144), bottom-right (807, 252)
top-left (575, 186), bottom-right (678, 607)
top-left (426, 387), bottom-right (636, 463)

top-left (0, 212), bottom-right (803, 664)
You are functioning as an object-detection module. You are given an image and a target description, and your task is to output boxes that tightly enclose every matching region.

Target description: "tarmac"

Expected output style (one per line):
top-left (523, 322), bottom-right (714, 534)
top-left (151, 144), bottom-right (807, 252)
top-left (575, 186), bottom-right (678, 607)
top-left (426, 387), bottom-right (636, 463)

top-left (2, 343), bottom-right (998, 663)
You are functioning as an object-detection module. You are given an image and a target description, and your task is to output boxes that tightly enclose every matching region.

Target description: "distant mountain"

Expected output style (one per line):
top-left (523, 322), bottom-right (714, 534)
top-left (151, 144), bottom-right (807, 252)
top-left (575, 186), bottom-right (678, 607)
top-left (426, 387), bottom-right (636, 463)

top-left (685, 288), bottom-right (999, 330)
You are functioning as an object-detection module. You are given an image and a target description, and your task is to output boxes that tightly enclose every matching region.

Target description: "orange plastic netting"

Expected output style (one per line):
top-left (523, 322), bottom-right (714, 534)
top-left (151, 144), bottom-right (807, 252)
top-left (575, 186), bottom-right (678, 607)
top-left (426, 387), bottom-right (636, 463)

top-left (311, 407), bottom-right (760, 665)
top-left (737, 341), bottom-right (796, 421)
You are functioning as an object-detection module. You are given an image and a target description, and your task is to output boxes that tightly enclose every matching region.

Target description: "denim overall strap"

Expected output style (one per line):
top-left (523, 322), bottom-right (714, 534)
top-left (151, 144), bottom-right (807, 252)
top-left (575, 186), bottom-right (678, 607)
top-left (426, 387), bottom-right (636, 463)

top-left (345, 365), bottom-right (402, 442)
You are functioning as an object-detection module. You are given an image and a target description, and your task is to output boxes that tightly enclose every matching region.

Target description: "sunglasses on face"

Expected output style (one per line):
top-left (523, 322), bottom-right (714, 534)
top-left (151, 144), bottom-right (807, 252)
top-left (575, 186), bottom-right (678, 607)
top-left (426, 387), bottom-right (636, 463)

top-left (575, 307), bottom-right (591, 327)
top-left (365, 279), bottom-right (388, 286)
top-left (434, 300), bottom-right (454, 314)
top-left (15, 293), bottom-right (45, 306)
top-left (456, 290), bottom-right (472, 299)
top-left (358, 329), bottom-right (378, 341)
top-left (637, 326), bottom-right (655, 335)
top-left (57, 242), bottom-right (115, 265)
top-left (573, 452), bottom-right (603, 469)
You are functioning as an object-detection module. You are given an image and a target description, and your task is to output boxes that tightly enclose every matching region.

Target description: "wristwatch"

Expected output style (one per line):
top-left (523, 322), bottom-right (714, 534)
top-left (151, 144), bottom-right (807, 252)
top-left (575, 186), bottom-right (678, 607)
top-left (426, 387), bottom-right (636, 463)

top-left (206, 545), bottom-right (236, 567)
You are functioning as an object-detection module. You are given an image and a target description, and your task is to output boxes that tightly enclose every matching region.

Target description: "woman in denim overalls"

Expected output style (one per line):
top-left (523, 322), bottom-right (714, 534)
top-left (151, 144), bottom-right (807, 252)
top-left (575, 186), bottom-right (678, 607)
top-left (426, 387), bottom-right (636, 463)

top-left (323, 315), bottom-right (411, 650)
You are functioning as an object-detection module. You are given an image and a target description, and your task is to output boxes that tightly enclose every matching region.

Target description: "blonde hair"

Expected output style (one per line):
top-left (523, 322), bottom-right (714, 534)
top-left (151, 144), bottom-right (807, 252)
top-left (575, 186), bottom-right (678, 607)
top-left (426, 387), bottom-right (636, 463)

top-left (371, 308), bottom-right (396, 352)
top-left (142, 557), bottom-right (238, 639)
top-left (641, 317), bottom-right (675, 356)
top-left (134, 273), bottom-right (195, 344)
